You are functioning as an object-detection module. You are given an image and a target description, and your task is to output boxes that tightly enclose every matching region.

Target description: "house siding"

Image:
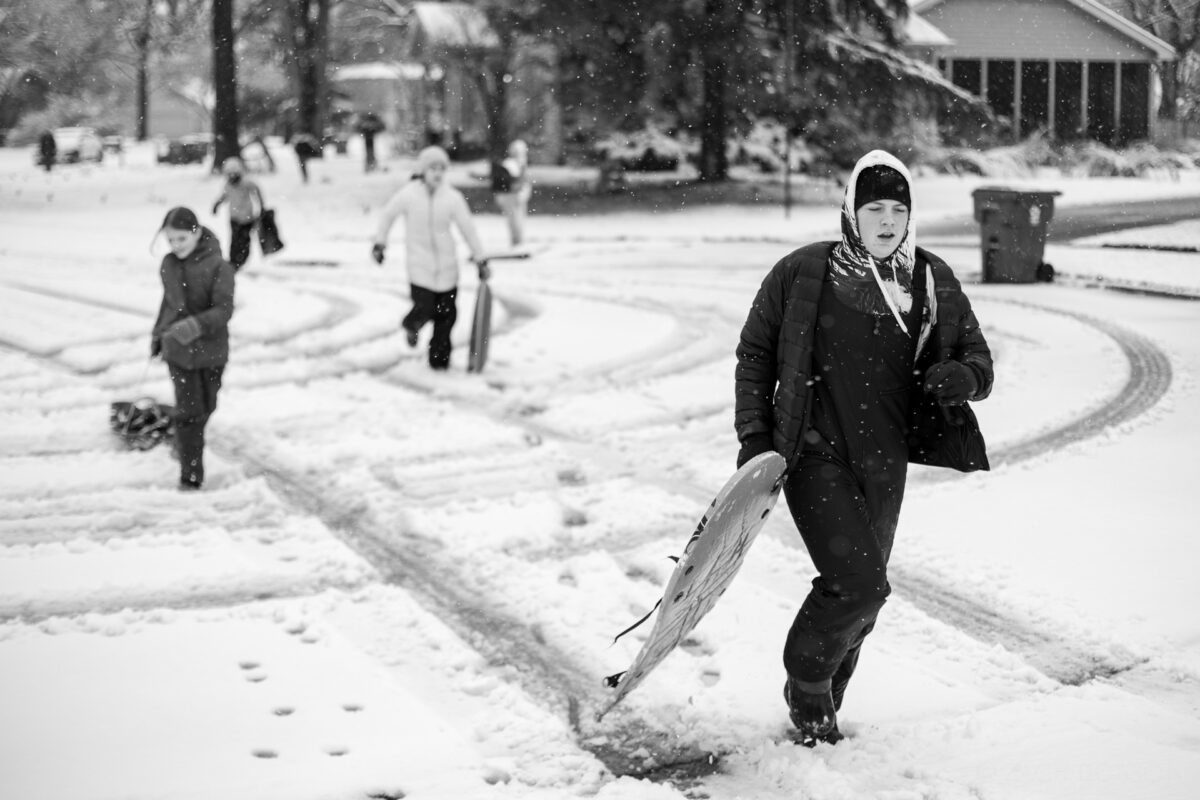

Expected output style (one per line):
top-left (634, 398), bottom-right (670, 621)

top-left (920, 0), bottom-right (1158, 61)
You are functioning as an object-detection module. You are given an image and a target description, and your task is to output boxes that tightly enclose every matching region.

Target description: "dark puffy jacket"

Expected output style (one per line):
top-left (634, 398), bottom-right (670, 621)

top-left (735, 242), bottom-right (993, 468)
top-left (152, 228), bottom-right (235, 369)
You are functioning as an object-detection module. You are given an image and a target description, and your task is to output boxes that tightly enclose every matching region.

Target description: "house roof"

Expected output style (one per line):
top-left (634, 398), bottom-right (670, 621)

top-left (905, 11), bottom-right (953, 47)
top-left (332, 62), bottom-right (426, 82)
top-left (912, 0), bottom-right (1176, 60)
top-left (403, 2), bottom-right (500, 60)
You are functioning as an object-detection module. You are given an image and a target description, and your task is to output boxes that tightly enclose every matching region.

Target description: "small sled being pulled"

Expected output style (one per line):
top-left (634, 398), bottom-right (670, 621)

top-left (110, 398), bottom-right (175, 451)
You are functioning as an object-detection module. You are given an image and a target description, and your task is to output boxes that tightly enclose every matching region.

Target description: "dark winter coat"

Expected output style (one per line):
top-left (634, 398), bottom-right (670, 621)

top-left (734, 242), bottom-right (993, 470)
top-left (152, 228), bottom-right (235, 370)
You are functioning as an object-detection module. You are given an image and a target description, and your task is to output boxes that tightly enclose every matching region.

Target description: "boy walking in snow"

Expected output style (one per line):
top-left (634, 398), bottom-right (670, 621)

top-left (371, 145), bottom-right (488, 371)
top-left (735, 150), bottom-right (993, 745)
top-left (211, 157), bottom-right (265, 272)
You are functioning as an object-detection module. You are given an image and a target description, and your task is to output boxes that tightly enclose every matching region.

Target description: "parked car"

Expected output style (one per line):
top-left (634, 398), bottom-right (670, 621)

top-left (156, 133), bottom-right (212, 165)
top-left (35, 127), bottom-right (104, 165)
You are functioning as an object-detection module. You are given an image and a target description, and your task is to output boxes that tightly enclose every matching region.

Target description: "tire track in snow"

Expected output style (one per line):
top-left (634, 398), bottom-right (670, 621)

top-left (1, 246), bottom-right (1180, 780)
top-left (210, 290), bottom-right (1174, 780)
top-left (214, 435), bottom-right (708, 780)
top-left (894, 298), bottom-right (1170, 684)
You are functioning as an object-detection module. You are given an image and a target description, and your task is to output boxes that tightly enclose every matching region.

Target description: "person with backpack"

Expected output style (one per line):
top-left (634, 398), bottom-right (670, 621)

top-left (491, 139), bottom-right (532, 248)
top-left (734, 149), bottom-right (993, 745)
top-left (211, 157), bottom-right (265, 271)
top-left (151, 207), bottom-right (236, 491)
top-left (371, 145), bottom-right (488, 370)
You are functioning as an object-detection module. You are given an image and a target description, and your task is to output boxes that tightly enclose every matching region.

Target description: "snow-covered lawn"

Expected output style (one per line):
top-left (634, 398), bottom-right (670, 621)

top-left (1, 142), bottom-right (1199, 800)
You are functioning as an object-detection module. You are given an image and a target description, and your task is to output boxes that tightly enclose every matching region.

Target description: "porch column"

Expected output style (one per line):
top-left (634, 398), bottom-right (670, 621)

top-left (1114, 61), bottom-right (1123, 143)
top-left (1013, 59), bottom-right (1023, 142)
top-left (1081, 61), bottom-right (1089, 134)
top-left (1048, 59), bottom-right (1056, 138)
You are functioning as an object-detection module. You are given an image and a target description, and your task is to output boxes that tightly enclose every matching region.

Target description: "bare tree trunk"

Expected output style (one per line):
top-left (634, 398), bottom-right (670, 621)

top-left (698, 0), bottom-right (732, 182)
top-left (282, 0), bottom-right (330, 139)
top-left (135, 0), bottom-right (152, 141)
top-left (475, 57), bottom-right (509, 161)
top-left (212, 0), bottom-right (240, 169)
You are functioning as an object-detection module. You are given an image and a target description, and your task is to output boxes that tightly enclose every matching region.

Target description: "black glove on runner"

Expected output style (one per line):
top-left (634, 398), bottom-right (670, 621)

top-left (924, 360), bottom-right (977, 406)
top-left (371, 243), bottom-right (386, 264)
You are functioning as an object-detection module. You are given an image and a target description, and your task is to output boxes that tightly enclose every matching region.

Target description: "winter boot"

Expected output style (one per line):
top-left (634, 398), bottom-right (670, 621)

top-left (784, 676), bottom-right (843, 746)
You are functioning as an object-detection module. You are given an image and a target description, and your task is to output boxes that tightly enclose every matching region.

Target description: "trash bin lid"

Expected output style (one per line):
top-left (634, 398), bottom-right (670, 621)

top-left (972, 185), bottom-right (1062, 198)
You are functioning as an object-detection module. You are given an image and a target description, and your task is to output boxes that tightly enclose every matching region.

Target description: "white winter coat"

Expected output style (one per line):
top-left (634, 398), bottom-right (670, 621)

top-left (373, 180), bottom-right (485, 292)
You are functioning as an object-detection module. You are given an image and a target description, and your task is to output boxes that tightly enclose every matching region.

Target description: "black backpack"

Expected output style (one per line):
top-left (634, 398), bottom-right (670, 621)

top-left (490, 160), bottom-right (513, 193)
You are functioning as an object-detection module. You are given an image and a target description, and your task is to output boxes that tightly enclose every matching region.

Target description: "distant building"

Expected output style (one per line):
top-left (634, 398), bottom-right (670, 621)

top-left (331, 1), bottom-right (562, 162)
top-left (913, 0), bottom-right (1176, 145)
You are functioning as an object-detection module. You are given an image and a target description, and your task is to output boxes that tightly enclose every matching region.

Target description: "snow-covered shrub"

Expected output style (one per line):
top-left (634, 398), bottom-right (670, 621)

top-left (592, 126), bottom-right (696, 172)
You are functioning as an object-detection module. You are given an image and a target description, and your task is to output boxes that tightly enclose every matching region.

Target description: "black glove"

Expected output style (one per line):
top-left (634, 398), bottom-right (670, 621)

top-left (371, 243), bottom-right (386, 264)
top-left (150, 338), bottom-right (161, 358)
top-left (475, 258), bottom-right (491, 281)
top-left (923, 360), bottom-right (977, 406)
top-left (737, 433), bottom-right (774, 469)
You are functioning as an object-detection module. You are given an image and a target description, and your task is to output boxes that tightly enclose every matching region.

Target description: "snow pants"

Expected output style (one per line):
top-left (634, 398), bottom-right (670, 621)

top-left (229, 221), bottom-right (255, 271)
top-left (781, 454), bottom-right (901, 696)
top-left (404, 284), bottom-right (458, 370)
top-left (168, 364), bottom-right (224, 488)
top-left (495, 190), bottom-right (529, 247)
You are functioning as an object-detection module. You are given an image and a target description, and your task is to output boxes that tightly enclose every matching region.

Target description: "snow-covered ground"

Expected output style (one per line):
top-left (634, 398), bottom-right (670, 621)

top-left (1, 140), bottom-right (1199, 800)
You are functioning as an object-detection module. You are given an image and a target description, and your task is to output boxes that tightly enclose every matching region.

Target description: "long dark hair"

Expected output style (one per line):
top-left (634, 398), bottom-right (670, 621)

top-left (161, 206), bottom-right (200, 232)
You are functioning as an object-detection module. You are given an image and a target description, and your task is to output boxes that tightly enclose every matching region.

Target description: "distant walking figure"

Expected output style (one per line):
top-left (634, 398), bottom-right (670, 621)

top-left (211, 157), bottom-right (265, 271)
top-left (357, 112), bottom-right (385, 173)
top-left (491, 139), bottom-right (532, 248)
top-left (38, 130), bottom-right (57, 172)
top-left (293, 133), bottom-right (320, 183)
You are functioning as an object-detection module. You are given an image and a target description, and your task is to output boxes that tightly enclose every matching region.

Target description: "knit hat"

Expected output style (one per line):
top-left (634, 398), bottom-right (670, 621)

top-left (161, 206), bottom-right (200, 232)
top-left (221, 157), bottom-right (245, 177)
top-left (415, 145), bottom-right (450, 175)
top-left (854, 165), bottom-right (910, 211)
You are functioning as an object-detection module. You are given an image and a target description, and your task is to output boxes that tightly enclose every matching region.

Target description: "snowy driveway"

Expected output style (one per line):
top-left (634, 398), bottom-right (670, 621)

top-left (2, 146), bottom-right (1200, 800)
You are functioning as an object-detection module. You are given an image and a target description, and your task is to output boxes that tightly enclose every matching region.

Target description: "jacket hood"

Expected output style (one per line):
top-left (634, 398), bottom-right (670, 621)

top-left (828, 150), bottom-right (920, 333)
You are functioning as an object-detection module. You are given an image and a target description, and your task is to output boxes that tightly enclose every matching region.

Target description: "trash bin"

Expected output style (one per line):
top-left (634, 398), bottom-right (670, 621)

top-left (972, 186), bottom-right (1061, 283)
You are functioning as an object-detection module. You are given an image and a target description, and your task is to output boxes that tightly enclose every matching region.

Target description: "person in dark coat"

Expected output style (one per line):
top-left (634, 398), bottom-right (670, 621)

top-left (734, 150), bottom-right (993, 744)
top-left (151, 207), bottom-right (236, 490)
top-left (38, 130), bottom-right (57, 172)
top-left (292, 133), bottom-right (320, 183)
top-left (356, 112), bottom-right (385, 173)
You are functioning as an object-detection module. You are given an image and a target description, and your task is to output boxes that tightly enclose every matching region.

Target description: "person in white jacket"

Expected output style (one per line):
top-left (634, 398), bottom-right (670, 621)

top-left (371, 146), bottom-right (488, 370)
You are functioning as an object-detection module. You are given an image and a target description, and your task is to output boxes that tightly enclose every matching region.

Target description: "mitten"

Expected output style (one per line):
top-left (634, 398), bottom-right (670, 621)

top-left (475, 258), bottom-right (491, 282)
top-left (923, 360), bottom-right (977, 406)
top-left (371, 243), bottom-right (386, 264)
top-left (165, 317), bottom-right (203, 346)
top-left (737, 433), bottom-right (774, 469)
